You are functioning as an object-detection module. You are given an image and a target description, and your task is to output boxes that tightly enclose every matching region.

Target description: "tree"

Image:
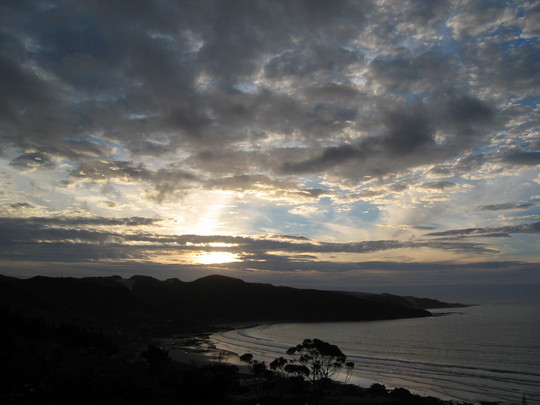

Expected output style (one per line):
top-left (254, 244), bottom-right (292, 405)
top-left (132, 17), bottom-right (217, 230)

top-left (269, 356), bottom-right (288, 373)
top-left (344, 361), bottom-right (355, 384)
top-left (140, 343), bottom-right (170, 365)
top-left (240, 352), bottom-right (268, 401)
top-left (285, 338), bottom-right (352, 397)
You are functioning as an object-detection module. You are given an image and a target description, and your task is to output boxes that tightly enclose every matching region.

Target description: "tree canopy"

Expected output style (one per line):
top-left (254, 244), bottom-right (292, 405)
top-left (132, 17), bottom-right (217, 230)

top-left (285, 338), bottom-right (349, 383)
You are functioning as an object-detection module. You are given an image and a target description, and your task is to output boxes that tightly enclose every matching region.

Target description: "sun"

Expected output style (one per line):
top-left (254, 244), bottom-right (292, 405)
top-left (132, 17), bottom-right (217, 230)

top-left (194, 251), bottom-right (240, 265)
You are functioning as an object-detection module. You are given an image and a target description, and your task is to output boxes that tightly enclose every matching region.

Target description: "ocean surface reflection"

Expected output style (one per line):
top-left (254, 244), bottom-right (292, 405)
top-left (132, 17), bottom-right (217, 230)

top-left (212, 303), bottom-right (540, 404)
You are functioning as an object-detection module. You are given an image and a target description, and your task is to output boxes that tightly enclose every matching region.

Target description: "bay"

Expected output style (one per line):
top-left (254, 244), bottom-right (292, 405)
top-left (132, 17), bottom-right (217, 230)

top-left (211, 303), bottom-right (540, 404)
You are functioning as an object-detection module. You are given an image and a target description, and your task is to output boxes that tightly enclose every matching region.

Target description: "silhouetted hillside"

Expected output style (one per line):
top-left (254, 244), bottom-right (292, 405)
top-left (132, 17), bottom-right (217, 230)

top-left (0, 274), bottom-right (455, 332)
top-left (342, 291), bottom-right (469, 309)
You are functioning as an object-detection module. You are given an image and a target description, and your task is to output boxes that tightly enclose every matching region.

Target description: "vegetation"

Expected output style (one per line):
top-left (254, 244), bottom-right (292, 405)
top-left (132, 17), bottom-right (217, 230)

top-left (140, 343), bottom-right (171, 366)
top-left (0, 275), bottom-right (471, 404)
top-left (240, 338), bottom-right (355, 402)
top-left (285, 338), bottom-right (350, 383)
top-left (1, 306), bottom-right (477, 404)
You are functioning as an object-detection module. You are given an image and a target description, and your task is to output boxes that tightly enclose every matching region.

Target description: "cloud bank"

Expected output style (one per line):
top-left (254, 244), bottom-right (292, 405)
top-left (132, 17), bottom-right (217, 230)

top-left (1, 0), bottom-right (538, 296)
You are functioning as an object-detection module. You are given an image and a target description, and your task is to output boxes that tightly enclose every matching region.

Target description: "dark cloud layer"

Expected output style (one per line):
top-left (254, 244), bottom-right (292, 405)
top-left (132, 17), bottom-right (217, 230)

top-left (1, 0), bottom-right (371, 162)
top-left (1, 212), bottom-right (537, 295)
top-left (478, 202), bottom-right (536, 211)
top-left (1, 0), bottom-right (534, 190)
top-left (280, 94), bottom-right (496, 181)
top-left (502, 151), bottom-right (540, 166)
top-left (0, 215), bottom-right (510, 265)
top-left (2, 216), bottom-right (162, 227)
top-left (426, 222), bottom-right (540, 238)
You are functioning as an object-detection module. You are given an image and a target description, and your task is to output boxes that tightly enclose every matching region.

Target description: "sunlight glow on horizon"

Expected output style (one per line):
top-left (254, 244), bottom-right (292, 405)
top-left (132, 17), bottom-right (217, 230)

top-left (192, 251), bottom-right (240, 265)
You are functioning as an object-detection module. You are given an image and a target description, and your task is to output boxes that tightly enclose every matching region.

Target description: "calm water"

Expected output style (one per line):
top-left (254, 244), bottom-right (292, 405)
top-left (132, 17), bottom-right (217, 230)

top-left (211, 303), bottom-right (540, 404)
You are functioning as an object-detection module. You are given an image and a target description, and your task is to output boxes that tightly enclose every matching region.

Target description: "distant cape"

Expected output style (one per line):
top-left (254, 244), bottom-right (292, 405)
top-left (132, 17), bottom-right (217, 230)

top-left (0, 274), bottom-right (465, 330)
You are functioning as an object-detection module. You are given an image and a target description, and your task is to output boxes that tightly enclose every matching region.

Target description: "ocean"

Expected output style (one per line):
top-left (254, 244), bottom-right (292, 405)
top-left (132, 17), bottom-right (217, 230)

top-left (211, 303), bottom-right (540, 404)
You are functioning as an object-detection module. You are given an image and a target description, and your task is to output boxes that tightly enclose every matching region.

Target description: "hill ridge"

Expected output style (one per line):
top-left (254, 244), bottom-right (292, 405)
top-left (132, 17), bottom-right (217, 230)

top-left (0, 273), bottom-right (467, 332)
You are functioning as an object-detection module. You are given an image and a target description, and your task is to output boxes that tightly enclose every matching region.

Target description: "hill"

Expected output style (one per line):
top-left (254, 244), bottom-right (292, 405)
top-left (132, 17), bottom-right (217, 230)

top-left (341, 291), bottom-right (469, 309)
top-left (0, 273), bottom-right (466, 332)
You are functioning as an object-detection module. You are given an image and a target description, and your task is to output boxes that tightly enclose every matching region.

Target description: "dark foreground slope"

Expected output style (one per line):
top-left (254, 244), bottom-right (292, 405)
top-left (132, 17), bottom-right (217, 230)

top-left (0, 274), bottom-right (433, 330)
top-left (0, 304), bottom-right (467, 405)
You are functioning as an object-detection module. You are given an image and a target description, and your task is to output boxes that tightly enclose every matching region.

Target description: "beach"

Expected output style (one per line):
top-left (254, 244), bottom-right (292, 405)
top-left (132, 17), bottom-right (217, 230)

top-left (206, 304), bottom-right (539, 405)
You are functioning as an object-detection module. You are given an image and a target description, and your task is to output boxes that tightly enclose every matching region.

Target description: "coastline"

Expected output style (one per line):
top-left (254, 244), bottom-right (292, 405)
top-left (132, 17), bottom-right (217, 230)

top-left (149, 310), bottom-right (467, 368)
top-left (157, 325), bottom-right (479, 405)
top-left (163, 316), bottom-right (534, 405)
top-left (155, 321), bottom-right (267, 368)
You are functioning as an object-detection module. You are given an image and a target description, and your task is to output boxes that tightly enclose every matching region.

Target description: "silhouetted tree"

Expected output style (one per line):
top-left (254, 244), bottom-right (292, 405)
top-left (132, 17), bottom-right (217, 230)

top-left (240, 352), bottom-right (268, 401)
top-left (283, 363), bottom-right (310, 378)
top-left (213, 349), bottom-right (230, 365)
top-left (344, 361), bottom-right (355, 384)
top-left (368, 382), bottom-right (387, 396)
top-left (239, 352), bottom-right (254, 364)
top-left (286, 338), bottom-right (352, 398)
top-left (269, 356), bottom-right (288, 373)
top-left (140, 343), bottom-right (170, 365)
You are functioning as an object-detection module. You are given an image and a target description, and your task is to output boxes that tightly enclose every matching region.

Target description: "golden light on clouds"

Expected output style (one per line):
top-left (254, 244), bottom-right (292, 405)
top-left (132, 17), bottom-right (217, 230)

top-left (192, 251), bottom-right (240, 265)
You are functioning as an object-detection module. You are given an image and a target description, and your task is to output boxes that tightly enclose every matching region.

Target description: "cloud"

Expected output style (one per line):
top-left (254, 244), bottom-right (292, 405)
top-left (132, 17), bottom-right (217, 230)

top-left (17, 216), bottom-right (163, 227)
top-left (448, 0), bottom-right (516, 40)
top-left (0, 0), bottom-right (513, 211)
top-left (70, 160), bottom-right (153, 182)
top-left (420, 181), bottom-right (456, 190)
top-left (69, 160), bottom-right (202, 202)
top-left (1, 0), bottom-right (495, 180)
top-left (522, 3), bottom-right (540, 38)
top-left (426, 222), bottom-right (540, 237)
top-left (369, 51), bottom-right (456, 93)
top-left (9, 202), bottom-right (34, 210)
top-left (10, 152), bottom-right (55, 171)
top-left (280, 93), bottom-right (495, 182)
top-left (0, 0), bottom-right (538, 290)
top-left (0, 215), bottom-right (497, 265)
top-left (0, 215), bottom-right (163, 243)
top-left (238, 259), bottom-right (530, 275)
top-left (502, 150), bottom-right (540, 166)
top-left (478, 202), bottom-right (535, 211)
top-left (0, 0), bottom-right (374, 160)
top-left (498, 214), bottom-right (540, 221)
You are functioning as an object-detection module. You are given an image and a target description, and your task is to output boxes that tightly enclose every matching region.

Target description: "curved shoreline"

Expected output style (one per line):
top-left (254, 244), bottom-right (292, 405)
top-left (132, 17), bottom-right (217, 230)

top-left (169, 318), bottom-right (534, 405)
top-left (161, 326), bottom-right (507, 405)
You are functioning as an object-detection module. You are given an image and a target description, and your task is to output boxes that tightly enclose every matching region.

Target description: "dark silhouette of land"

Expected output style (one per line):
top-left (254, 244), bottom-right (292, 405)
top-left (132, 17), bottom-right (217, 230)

top-left (342, 291), bottom-right (469, 310)
top-left (1, 273), bottom-right (472, 404)
top-left (0, 273), bottom-right (462, 331)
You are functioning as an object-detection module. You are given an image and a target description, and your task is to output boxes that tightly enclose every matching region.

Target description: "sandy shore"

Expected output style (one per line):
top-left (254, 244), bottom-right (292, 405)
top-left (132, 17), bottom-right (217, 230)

top-left (154, 334), bottom-right (217, 367)
top-left (154, 323), bottom-right (263, 368)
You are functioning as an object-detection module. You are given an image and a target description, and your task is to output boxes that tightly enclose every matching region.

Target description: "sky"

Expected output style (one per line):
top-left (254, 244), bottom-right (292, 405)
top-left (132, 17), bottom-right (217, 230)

top-left (1, 0), bottom-right (539, 301)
